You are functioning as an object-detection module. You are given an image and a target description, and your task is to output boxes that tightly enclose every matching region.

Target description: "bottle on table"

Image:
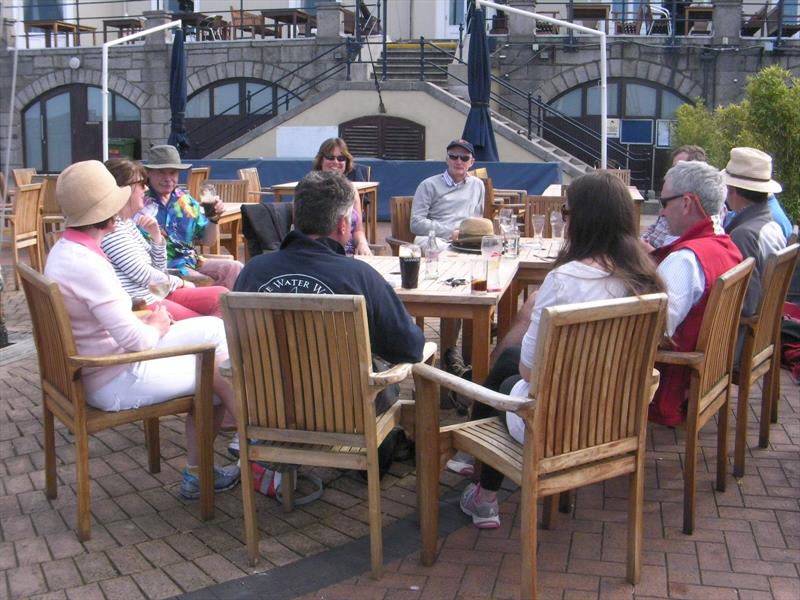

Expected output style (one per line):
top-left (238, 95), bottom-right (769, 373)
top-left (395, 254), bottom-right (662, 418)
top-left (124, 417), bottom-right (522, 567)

top-left (424, 229), bottom-right (440, 280)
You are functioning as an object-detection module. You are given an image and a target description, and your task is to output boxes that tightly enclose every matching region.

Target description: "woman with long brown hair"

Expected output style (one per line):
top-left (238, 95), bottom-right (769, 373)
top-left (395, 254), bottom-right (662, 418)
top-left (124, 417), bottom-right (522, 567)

top-left (457, 172), bottom-right (665, 529)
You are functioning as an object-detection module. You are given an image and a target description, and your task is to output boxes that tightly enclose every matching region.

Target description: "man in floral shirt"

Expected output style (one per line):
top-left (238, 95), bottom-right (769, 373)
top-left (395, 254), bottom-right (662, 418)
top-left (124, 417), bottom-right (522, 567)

top-left (143, 145), bottom-right (242, 289)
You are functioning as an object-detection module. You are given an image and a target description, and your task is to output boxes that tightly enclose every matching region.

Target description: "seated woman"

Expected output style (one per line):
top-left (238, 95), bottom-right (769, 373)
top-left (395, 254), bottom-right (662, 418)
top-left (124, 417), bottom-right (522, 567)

top-left (44, 160), bottom-right (240, 499)
top-left (459, 172), bottom-right (665, 529)
top-left (102, 159), bottom-right (228, 321)
top-left (312, 137), bottom-right (372, 255)
top-left (143, 145), bottom-right (243, 289)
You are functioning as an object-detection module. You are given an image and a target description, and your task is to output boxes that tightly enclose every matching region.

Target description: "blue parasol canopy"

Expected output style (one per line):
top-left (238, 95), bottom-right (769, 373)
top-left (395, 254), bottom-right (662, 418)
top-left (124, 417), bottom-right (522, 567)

top-left (167, 28), bottom-right (190, 154)
top-left (461, 5), bottom-right (499, 162)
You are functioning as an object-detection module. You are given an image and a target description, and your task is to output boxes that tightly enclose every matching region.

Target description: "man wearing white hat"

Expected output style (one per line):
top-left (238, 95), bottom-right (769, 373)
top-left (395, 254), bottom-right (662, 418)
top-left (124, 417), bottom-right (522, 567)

top-left (722, 147), bottom-right (787, 316)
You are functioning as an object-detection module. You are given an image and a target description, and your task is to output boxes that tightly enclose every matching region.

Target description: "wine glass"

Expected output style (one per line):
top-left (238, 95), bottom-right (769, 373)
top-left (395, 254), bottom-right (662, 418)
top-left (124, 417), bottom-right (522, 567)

top-left (481, 235), bottom-right (503, 292)
top-left (530, 214), bottom-right (545, 250)
top-left (148, 271), bottom-right (172, 302)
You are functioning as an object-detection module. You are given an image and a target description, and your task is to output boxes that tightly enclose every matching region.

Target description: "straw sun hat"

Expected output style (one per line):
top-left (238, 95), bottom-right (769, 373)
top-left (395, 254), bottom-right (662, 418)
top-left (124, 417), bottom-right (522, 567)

top-left (457, 217), bottom-right (495, 247)
top-left (57, 160), bottom-right (131, 228)
top-left (721, 147), bottom-right (782, 194)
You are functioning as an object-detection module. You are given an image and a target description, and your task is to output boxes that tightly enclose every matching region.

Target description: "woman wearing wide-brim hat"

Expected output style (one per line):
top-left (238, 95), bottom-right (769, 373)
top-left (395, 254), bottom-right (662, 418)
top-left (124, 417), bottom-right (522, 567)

top-left (143, 144), bottom-right (243, 289)
top-left (45, 160), bottom-right (240, 498)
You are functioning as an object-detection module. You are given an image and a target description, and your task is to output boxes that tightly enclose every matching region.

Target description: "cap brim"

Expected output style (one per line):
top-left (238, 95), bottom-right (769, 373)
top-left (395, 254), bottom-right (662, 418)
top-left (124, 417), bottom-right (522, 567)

top-left (447, 144), bottom-right (473, 154)
top-left (145, 163), bottom-right (192, 170)
top-left (721, 170), bottom-right (782, 194)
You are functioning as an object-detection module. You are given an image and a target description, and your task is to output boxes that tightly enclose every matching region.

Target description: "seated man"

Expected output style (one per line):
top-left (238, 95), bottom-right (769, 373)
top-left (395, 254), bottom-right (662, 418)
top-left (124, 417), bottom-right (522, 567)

top-left (235, 170), bottom-right (425, 406)
top-left (722, 147), bottom-right (786, 317)
top-left (410, 139), bottom-right (484, 247)
top-left (648, 161), bottom-right (743, 427)
top-left (143, 145), bottom-right (243, 290)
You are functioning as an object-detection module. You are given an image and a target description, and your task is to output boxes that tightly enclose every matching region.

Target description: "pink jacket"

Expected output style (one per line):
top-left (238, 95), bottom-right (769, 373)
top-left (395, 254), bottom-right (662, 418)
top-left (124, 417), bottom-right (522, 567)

top-left (44, 233), bottom-right (160, 394)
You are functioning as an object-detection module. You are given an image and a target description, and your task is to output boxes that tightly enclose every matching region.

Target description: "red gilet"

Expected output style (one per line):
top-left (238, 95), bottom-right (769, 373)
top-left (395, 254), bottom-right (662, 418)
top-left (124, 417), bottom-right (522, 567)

top-left (648, 218), bottom-right (742, 426)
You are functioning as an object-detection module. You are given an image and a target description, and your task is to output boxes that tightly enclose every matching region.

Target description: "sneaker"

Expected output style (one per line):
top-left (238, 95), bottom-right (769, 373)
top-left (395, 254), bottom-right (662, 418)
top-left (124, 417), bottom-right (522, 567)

top-left (460, 482), bottom-right (500, 529)
top-left (228, 433), bottom-right (240, 458)
top-left (446, 451), bottom-right (475, 477)
top-left (180, 464), bottom-right (241, 499)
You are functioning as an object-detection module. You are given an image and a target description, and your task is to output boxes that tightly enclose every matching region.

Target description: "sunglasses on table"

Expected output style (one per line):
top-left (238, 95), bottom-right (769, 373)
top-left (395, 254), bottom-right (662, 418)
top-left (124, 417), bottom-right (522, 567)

top-left (323, 154), bottom-right (347, 162)
top-left (659, 192), bottom-right (685, 208)
top-left (447, 153), bottom-right (472, 162)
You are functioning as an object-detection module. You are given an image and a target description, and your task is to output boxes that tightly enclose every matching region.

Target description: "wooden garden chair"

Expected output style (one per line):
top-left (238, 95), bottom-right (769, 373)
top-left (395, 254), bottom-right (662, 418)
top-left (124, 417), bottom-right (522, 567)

top-left (32, 174), bottom-right (63, 257)
top-left (596, 167), bottom-right (632, 185)
top-left (220, 292), bottom-right (435, 577)
top-left (733, 244), bottom-right (799, 477)
top-left (12, 167), bottom-right (36, 187)
top-left (186, 167), bottom-right (210, 199)
top-left (525, 195), bottom-right (565, 237)
top-left (413, 294), bottom-right (667, 599)
top-left (17, 264), bottom-right (217, 541)
top-left (386, 195), bottom-right (414, 256)
top-left (8, 182), bottom-right (44, 289)
top-left (238, 167), bottom-right (273, 202)
top-left (655, 258), bottom-right (753, 534)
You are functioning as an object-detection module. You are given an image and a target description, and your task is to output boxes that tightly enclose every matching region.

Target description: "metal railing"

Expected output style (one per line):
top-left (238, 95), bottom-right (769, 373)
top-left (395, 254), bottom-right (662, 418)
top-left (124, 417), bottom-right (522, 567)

top-left (412, 37), bottom-right (649, 178)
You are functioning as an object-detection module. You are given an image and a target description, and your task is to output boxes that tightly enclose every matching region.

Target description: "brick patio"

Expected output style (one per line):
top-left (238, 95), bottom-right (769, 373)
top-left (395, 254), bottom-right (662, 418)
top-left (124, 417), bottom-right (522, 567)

top-left (1, 254), bottom-right (798, 600)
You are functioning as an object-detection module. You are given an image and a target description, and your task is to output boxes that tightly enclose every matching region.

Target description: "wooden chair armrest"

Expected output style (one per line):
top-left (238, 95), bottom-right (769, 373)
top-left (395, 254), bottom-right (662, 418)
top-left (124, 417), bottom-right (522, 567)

top-left (247, 190), bottom-right (274, 199)
top-left (413, 362), bottom-right (535, 412)
top-left (655, 349), bottom-right (704, 368)
top-left (740, 314), bottom-right (758, 330)
top-left (385, 237), bottom-right (407, 256)
top-left (422, 341), bottom-right (437, 363)
top-left (368, 243), bottom-right (387, 256)
top-left (202, 254), bottom-right (234, 260)
top-left (69, 343), bottom-right (217, 369)
top-left (370, 363), bottom-right (413, 386)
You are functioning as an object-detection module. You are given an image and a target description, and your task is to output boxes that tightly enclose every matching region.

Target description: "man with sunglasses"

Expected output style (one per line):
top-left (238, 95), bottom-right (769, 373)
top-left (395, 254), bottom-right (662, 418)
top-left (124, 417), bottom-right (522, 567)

top-left (410, 139), bottom-right (485, 247)
top-left (648, 160), bottom-right (743, 427)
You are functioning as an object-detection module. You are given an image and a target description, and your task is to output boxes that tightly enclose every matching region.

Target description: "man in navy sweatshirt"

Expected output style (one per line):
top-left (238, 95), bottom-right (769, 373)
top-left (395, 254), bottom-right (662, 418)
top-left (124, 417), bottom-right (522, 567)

top-left (235, 170), bottom-right (425, 374)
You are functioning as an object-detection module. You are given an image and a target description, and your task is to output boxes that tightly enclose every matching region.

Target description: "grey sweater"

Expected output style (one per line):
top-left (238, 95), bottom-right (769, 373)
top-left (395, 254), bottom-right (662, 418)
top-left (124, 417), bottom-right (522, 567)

top-left (410, 172), bottom-right (485, 239)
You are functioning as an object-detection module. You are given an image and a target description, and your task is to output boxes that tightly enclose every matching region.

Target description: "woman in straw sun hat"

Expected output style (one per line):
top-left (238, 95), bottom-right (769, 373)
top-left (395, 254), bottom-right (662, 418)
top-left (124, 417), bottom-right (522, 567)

top-left (44, 160), bottom-right (240, 499)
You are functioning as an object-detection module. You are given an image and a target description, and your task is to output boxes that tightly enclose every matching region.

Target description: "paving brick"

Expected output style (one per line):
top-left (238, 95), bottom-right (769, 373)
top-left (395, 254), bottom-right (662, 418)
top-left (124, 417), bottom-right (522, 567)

top-left (64, 582), bottom-right (104, 600)
top-left (106, 546), bottom-right (151, 575)
top-left (41, 558), bottom-right (82, 591)
top-left (15, 536), bottom-right (51, 564)
top-left (163, 532), bottom-right (209, 560)
top-left (7, 564), bottom-right (47, 598)
top-left (192, 553), bottom-right (245, 583)
top-left (130, 568), bottom-right (182, 600)
top-left (44, 532), bottom-right (84, 560)
top-left (161, 560), bottom-right (214, 592)
top-left (136, 539), bottom-right (183, 566)
top-left (98, 575), bottom-right (146, 599)
top-left (74, 552), bottom-right (117, 584)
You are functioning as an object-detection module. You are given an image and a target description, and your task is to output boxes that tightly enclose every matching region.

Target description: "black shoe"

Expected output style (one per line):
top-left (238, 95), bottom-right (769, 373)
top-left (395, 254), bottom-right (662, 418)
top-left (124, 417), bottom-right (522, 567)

top-left (444, 346), bottom-right (472, 380)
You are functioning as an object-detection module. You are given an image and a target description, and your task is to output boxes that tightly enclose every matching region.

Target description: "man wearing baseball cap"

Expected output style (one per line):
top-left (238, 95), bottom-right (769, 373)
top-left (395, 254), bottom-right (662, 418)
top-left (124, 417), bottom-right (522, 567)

top-left (410, 138), bottom-right (485, 247)
top-left (722, 147), bottom-right (787, 316)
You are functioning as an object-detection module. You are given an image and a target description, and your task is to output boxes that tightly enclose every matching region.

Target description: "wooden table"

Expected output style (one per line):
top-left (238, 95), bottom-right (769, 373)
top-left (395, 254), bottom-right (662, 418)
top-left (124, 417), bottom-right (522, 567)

top-left (102, 17), bottom-right (144, 42)
top-left (271, 180), bottom-right (380, 244)
top-left (260, 8), bottom-right (316, 37)
top-left (542, 183), bottom-right (643, 200)
top-left (359, 255), bottom-right (518, 383)
top-left (25, 20), bottom-right (96, 48)
top-left (210, 203), bottom-right (242, 261)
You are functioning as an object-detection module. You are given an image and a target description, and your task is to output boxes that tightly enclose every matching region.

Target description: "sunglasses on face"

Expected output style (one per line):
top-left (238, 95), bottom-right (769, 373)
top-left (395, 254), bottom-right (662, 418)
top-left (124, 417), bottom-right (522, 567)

top-left (323, 154), bottom-right (347, 162)
top-left (560, 204), bottom-right (570, 220)
top-left (447, 153), bottom-right (472, 162)
top-left (659, 192), bottom-right (684, 209)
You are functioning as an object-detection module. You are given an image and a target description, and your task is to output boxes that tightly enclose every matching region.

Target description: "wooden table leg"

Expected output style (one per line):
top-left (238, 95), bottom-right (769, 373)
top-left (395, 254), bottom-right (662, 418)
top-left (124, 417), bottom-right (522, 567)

top-left (414, 368), bottom-right (440, 566)
top-left (470, 309), bottom-right (492, 384)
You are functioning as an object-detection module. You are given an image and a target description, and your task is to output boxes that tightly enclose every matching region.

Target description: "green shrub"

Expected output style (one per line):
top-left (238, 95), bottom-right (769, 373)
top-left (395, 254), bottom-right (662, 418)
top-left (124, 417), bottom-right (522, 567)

top-left (674, 66), bottom-right (799, 223)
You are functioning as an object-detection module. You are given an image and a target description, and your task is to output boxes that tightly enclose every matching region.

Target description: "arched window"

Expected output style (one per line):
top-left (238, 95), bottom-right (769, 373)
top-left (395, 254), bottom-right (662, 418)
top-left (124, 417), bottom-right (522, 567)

top-left (23, 85), bottom-right (141, 172)
top-left (185, 78), bottom-right (301, 157)
top-left (546, 79), bottom-right (690, 190)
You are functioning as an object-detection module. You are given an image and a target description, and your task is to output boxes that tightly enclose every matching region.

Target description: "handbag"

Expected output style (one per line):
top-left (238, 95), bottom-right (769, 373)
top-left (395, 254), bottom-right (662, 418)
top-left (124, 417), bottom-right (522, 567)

top-left (251, 462), bottom-right (323, 506)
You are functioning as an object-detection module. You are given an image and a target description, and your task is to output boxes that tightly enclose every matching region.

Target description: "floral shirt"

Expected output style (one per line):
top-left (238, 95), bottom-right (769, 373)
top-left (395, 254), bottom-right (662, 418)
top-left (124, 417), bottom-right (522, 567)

top-left (142, 188), bottom-right (208, 273)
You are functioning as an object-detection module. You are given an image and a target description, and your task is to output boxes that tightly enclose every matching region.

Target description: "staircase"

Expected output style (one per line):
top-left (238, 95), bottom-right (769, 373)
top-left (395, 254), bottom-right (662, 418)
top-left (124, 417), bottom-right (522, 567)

top-left (376, 41), bottom-right (457, 85)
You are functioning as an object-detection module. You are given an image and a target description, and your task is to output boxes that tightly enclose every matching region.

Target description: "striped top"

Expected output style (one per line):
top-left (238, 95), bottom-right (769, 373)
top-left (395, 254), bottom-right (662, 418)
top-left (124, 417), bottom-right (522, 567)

top-left (100, 219), bottom-right (180, 305)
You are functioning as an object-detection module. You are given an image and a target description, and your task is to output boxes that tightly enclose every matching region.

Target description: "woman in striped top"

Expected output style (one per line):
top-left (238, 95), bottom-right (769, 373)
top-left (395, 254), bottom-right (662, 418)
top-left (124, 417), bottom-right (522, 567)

top-left (101, 159), bottom-right (227, 320)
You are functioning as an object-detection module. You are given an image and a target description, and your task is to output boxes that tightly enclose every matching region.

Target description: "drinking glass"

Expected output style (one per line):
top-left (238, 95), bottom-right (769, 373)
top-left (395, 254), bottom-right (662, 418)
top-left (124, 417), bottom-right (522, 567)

top-left (398, 243), bottom-right (421, 289)
top-left (530, 214), bottom-right (545, 250)
top-left (481, 235), bottom-right (503, 292)
top-left (471, 259), bottom-right (488, 294)
top-left (199, 183), bottom-right (217, 218)
top-left (550, 210), bottom-right (565, 239)
top-left (148, 271), bottom-right (172, 302)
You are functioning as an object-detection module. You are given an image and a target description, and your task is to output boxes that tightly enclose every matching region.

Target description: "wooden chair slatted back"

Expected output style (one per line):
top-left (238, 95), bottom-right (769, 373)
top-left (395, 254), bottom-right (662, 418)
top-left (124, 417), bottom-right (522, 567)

top-left (205, 179), bottom-right (249, 203)
top-left (531, 295), bottom-right (667, 464)
top-left (33, 174), bottom-right (60, 216)
top-left (525, 195), bottom-right (564, 237)
top-left (390, 196), bottom-right (414, 243)
top-left (187, 167), bottom-right (210, 199)
top-left (0, 172), bottom-right (9, 202)
top-left (14, 183), bottom-right (44, 238)
top-left (596, 168), bottom-right (631, 185)
top-left (18, 264), bottom-right (81, 413)
top-left (694, 259), bottom-right (754, 397)
top-left (221, 293), bottom-right (375, 436)
top-left (13, 167), bottom-right (36, 187)
top-left (238, 168), bottom-right (262, 198)
top-left (750, 244), bottom-right (800, 356)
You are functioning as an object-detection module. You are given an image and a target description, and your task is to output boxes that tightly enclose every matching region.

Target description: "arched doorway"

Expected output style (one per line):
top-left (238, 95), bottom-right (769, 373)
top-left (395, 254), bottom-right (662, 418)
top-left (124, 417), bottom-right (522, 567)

top-left (22, 84), bottom-right (141, 172)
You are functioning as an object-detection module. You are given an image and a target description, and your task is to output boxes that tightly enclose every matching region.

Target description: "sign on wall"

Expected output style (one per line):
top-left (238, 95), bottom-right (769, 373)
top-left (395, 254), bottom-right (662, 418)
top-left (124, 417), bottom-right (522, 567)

top-left (619, 119), bottom-right (653, 145)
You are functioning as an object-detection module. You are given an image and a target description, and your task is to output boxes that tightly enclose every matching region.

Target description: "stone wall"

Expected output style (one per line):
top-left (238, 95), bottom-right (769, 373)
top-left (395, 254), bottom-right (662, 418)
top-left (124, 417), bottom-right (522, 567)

top-left (0, 10), bottom-right (349, 170)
